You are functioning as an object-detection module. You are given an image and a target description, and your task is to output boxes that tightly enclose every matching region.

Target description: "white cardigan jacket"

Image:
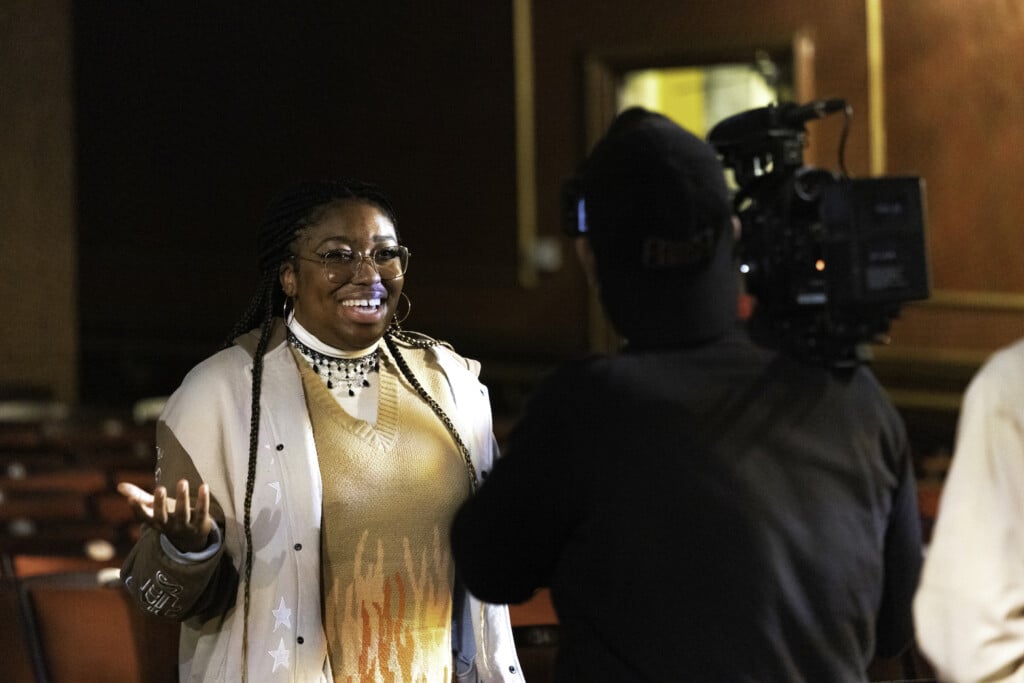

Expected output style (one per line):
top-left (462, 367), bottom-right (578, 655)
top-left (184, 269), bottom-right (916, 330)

top-left (122, 323), bottom-right (525, 682)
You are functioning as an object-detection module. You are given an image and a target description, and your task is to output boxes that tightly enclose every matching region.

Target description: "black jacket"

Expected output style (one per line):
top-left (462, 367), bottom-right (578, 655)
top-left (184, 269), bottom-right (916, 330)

top-left (452, 326), bottom-right (921, 682)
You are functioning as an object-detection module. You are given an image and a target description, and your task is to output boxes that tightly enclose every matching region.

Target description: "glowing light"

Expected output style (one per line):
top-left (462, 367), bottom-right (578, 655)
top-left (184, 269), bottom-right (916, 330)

top-left (739, 263), bottom-right (751, 274)
top-left (815, 259), bottom-right (826, 272)
top-left (85, 538), bottom-right (116, 561)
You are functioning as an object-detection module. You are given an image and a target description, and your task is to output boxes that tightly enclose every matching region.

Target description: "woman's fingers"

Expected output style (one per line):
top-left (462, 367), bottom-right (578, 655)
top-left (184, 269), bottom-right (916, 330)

top-left (117, 481), bottom-right (155, 522)
top-left (176, 479), bottom-right (192, 527)
top-left (116, 478), bottom-right (213, 548)
top-left (195, 483), bottom-right (210, 524)
top-left (116, 481), bottom-right (151, 504)
top-left (117, 482), bottom-right (153, 511)
top-left (152, 486), bottom-right (169, 526)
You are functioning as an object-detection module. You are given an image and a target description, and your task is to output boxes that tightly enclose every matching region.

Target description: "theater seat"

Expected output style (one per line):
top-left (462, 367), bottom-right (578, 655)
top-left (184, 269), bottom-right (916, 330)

top-left (0, 583), bottom-right (36, 683)
top-left (19, 571), bottom-right (142, 683)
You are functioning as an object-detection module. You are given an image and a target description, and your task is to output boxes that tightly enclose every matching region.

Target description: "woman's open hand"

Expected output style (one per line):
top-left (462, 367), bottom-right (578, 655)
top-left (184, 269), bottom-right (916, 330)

top-left (117, 478), bottom-right (214, 553)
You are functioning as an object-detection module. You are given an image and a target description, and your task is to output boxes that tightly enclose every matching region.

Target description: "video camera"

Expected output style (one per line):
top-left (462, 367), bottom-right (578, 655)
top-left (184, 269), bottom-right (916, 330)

top-left (707, 98), bottom-right (930, 367)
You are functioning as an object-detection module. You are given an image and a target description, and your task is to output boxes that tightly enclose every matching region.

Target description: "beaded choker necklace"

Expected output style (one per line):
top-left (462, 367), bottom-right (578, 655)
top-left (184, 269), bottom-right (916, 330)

top-left (287, 329), bottom-right (380, 396)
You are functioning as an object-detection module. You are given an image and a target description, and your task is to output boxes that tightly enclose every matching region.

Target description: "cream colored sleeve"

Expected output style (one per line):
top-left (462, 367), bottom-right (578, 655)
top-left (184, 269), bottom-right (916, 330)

top-left (914, 345), bottom-right (1024, 682)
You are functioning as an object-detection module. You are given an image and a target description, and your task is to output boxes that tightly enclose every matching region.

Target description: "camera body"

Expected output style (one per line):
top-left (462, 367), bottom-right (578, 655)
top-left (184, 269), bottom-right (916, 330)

top-left (708, 99), bottom-right (931, 366)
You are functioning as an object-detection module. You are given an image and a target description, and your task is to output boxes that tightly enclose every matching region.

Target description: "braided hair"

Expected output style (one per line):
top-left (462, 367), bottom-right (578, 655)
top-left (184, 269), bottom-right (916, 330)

top-left (227, 179), bottom-right (396, 680)
top-left (229, 180), bottom-right (480, 679)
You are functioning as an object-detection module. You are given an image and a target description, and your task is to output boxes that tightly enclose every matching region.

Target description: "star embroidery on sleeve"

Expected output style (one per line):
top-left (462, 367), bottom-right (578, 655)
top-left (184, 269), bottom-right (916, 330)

top-left (269, 481), bottom-right (282, 505)
top-left (269, 638), bottom-right (290, 673)
top-left (272, 596), bottom-right (292, 631)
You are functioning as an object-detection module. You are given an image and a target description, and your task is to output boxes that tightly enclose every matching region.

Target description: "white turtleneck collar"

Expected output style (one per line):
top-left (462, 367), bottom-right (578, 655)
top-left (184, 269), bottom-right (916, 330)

top-left (285, 312), bottom-right (382, 425)
top-left (286, 312), bottom-right (380, 358)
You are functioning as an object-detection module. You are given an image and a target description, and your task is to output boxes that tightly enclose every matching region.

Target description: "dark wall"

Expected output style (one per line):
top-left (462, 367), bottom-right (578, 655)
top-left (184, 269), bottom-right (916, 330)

top-left (74, 3), bottom-right (578, 407)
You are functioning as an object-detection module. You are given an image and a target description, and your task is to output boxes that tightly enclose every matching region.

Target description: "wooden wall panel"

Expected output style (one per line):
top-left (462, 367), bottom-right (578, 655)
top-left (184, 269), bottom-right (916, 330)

top-left (873, 0), bottom-right (1024, 415)
top-left (885, 0), bottom-right (1024, 297)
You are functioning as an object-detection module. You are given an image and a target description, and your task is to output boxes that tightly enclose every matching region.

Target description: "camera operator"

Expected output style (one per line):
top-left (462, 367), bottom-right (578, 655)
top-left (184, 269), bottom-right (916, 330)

top-left (451, 107), bottom-right (922, 681)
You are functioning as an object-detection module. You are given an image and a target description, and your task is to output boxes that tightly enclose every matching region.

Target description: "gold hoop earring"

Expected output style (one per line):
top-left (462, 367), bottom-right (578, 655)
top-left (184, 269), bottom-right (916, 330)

top-left (390, 291), bottom-right (411, 330)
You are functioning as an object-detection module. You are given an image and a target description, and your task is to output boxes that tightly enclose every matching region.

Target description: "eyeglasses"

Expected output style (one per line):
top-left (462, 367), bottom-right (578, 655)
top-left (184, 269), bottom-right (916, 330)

top-left (291, 245), bottom-right (410, 282)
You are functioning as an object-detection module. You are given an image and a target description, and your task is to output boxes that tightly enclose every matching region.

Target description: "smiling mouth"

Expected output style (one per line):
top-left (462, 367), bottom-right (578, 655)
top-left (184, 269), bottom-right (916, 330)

top-left (342, 298), bottom-right (382, 312)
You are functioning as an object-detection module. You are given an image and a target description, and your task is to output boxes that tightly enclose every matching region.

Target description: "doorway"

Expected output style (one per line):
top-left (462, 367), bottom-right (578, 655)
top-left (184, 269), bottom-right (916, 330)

top-left (619, 56), bottom-right (790, 139)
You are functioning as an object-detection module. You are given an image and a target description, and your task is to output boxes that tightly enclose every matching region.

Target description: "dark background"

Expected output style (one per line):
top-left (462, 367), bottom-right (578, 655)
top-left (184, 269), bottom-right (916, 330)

top-left (73, 3), bottom-right (544, 408)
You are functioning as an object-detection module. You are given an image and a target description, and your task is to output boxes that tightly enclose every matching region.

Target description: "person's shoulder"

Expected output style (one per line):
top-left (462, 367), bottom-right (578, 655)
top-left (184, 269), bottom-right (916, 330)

top-left (386, 329), bottom-right (481, 376)
top-left (387, 329), bottom-right (454, 352)
top-left (172, 345), bottom-right (249, 397)
top-left (175, 324), bottom-right (287, 397)
top-left (979, 336), bottom-right (1024, 379)
top-left (232, 319), bottom-right (287, 359)
top-left (157, 346), bottom-right (247, 429)
top-left (962, 336), bottom-right (1024, 401)
top-left (385, 327), bottom-right (454, 356)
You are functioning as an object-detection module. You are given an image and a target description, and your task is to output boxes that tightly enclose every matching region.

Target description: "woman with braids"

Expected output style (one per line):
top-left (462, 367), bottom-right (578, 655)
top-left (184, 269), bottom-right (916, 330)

top-left (117, 179), bottom-right (525, 682)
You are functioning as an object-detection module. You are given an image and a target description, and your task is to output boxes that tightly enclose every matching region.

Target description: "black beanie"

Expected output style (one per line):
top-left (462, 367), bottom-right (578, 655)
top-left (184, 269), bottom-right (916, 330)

top-left (578, 107), bottom-right (738, 347)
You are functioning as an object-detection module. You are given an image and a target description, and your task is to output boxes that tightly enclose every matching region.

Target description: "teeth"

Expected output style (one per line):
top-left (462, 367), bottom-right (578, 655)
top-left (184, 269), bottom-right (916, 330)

top-left (342, 299), bottom-right (381, 307)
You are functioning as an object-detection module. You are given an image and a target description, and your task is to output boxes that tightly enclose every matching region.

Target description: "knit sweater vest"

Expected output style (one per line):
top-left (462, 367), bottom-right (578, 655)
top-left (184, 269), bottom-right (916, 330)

top-left (294, 345), bottom-right (471, 682)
